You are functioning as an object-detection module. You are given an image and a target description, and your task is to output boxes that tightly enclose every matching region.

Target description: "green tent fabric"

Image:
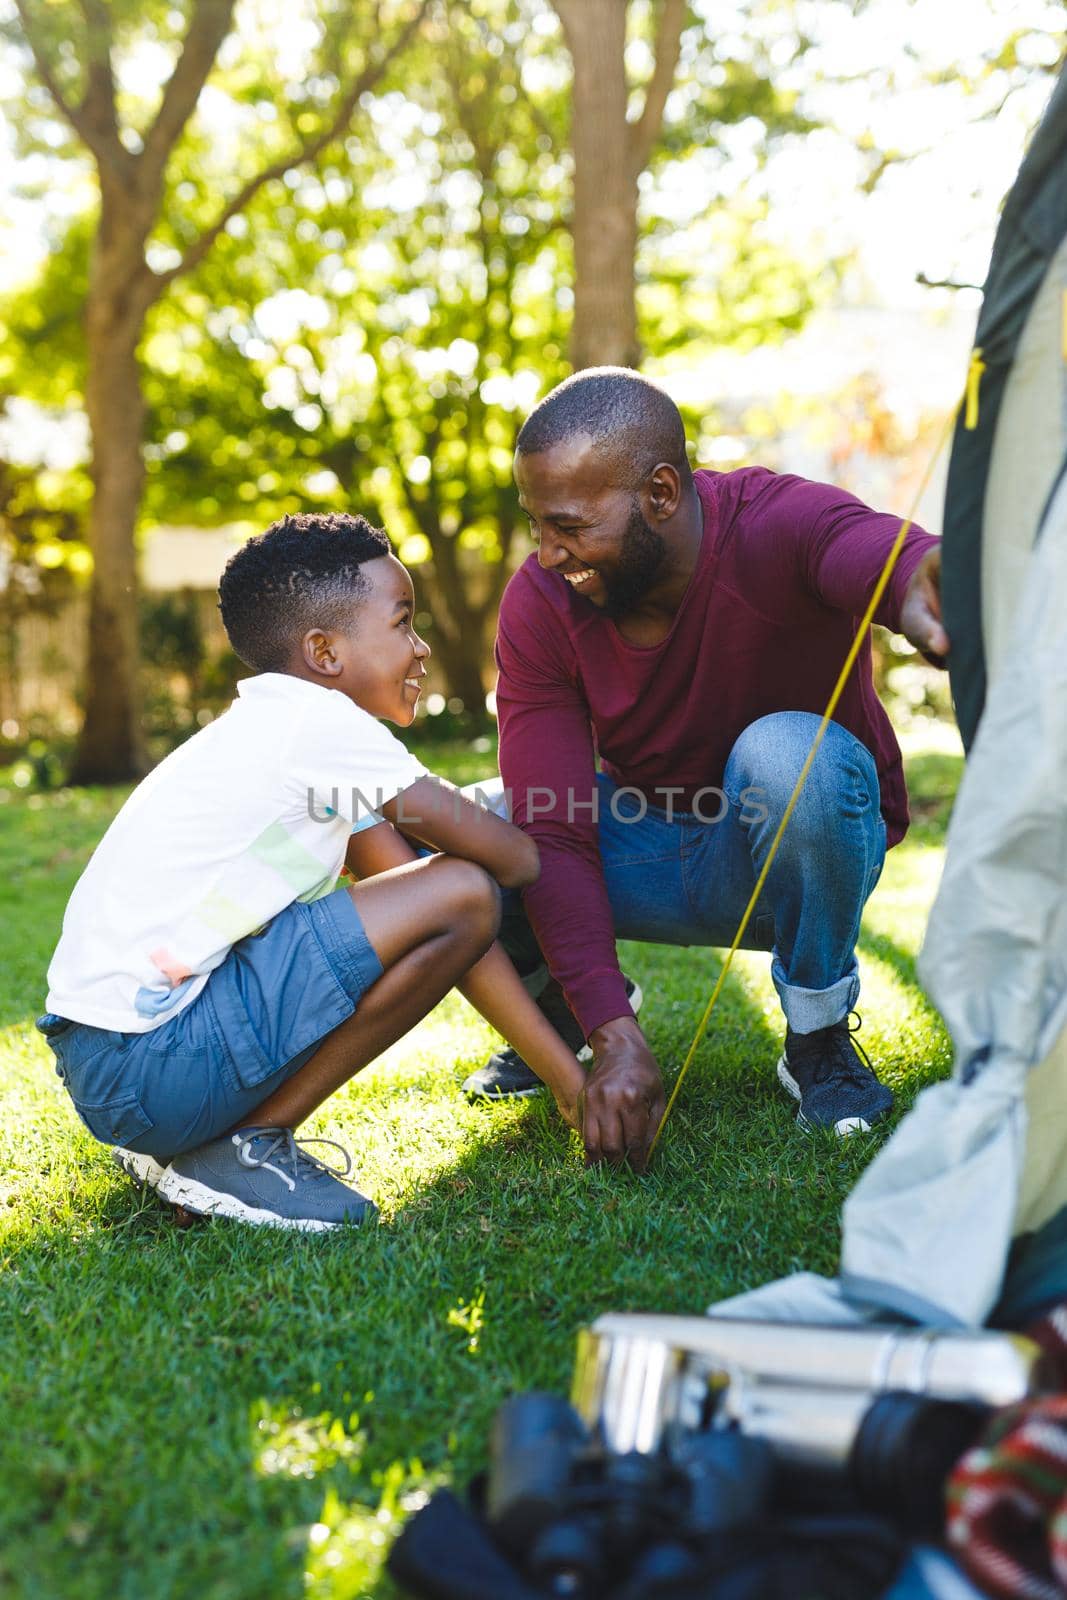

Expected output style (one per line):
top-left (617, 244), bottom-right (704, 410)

top-left (711, 66), bottom-right (1067, 1332)
top-left (942, 65), bottom-right (1067, 749)
top-left (992, 1204), bottom-right (1067, 1330)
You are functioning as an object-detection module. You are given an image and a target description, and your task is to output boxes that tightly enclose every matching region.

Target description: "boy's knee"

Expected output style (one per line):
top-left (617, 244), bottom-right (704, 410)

top-left (439, 858), bottom-right (502, 944)
top-left (462, 860), bottom-right (501, 927)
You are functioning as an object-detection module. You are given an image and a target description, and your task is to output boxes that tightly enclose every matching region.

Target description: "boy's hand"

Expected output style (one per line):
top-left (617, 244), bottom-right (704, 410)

top-left (554, 1094), bottom-right (581, 1133)
top-left (580, 1016), bottom-right (665, 1173)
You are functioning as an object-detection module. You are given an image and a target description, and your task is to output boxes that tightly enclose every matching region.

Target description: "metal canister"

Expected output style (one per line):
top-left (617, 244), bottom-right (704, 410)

top-left (571, 1323), bottom-right (708, 1454)
top-left (586, 1312), bottom-right (1048, 1408)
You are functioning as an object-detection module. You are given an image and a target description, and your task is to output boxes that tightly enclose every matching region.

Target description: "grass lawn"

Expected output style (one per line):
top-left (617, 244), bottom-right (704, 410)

top-left (0, 730), bottom-right (962, 1600)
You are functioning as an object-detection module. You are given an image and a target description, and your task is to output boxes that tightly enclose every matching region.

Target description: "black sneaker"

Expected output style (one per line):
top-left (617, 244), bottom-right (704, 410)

top-left (776, 1013), bottom-right (894, 1136)
top-left (463, 977), bottom-right (643, 1100)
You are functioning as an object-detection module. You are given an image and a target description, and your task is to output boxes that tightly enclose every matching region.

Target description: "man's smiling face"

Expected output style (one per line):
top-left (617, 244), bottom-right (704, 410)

top-left (514, 434), bottom-right (668, 619)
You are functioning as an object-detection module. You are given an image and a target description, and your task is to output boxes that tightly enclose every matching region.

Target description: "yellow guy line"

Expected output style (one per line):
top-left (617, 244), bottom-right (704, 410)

top-left (647, 357), bottom-right (982, 1161)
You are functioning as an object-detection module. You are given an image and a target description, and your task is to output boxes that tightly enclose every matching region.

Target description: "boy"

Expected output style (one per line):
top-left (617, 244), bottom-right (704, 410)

top-left (38, 512), bottom-right (589, 1231)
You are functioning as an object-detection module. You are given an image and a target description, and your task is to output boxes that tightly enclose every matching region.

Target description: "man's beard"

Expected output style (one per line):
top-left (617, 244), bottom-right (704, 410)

top-left (601, 497), bottom-right (669, 618)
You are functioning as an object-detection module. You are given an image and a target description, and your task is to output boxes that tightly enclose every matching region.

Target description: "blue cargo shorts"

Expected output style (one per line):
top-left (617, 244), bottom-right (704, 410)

top-left (36, 888), bottom-right (383, 1162)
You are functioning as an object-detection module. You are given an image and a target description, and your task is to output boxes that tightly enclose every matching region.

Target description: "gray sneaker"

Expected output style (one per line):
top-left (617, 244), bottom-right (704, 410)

top-left (112, 1147), bottom-right (168, 1190)
top-left (157, 1127), bottom-right (376, 1231)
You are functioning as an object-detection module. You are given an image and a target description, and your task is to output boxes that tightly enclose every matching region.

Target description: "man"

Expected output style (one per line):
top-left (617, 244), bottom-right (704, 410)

top-left (465, 367), bottom-right (948, 1171)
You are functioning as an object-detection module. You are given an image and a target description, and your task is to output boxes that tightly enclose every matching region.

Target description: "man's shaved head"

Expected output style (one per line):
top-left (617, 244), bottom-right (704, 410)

top-left (516, 367), bottom-right (691, 490)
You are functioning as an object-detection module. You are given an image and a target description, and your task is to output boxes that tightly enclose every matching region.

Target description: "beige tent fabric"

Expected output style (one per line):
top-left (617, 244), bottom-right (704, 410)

top-left (980, 238), bottom-right (1067, 1240)
top-left (1016, 1031), bottom-right (1067, 1234)
top-left (982, 232), bottom-right (1067, 681)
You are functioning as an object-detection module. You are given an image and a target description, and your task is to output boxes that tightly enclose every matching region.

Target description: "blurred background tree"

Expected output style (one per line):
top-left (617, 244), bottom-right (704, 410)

top-left (0, 0), bottom-right (1060, 780)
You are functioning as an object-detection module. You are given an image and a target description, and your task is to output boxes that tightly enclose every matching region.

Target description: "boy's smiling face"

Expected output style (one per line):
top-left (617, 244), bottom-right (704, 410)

top-left (300, 554), bottom-right (430, 726)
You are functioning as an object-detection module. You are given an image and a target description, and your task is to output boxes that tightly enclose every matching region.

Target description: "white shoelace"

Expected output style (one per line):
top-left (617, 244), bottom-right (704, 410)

top-left (232, 1127), bottom-right (353, 1194)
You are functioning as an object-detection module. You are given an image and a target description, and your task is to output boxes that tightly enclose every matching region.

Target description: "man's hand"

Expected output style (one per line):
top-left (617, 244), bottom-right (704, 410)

top-left (899, 545), bottom-right (950, 667)
top-left (580, 1015), bottom-right (665, 1173)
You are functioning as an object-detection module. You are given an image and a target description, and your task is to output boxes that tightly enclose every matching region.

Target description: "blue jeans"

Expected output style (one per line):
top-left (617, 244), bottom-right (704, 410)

top-left (37, 889), bottom-right (384, 1161)
top-left (484, 712), bottom-right (887, 1034)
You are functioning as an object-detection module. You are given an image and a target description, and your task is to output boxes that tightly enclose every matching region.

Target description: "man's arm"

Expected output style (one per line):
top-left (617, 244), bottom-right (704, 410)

top-left (495, 577), bottom-right (628, 1035)
top-left (496, 574), bottom-right (664, 1169)
top-left (747, 471), bottom-right (947, 655)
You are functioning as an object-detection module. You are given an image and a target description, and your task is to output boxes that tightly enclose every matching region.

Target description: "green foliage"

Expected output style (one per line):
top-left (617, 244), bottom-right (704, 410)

top-left (125, 0), bottom-right (576, 703)
top-left (0, 216), bottom-right (92, 408)
top-left (138, 589), bottom-right (244, 760)
top-left (0, 453), bottom-right (89, 594)
top-left (140, 588), bottom-right (204, 677)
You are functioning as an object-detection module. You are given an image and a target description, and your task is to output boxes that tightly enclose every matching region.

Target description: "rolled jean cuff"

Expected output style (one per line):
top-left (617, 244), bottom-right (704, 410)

top-left (771, 957), bottom-right (860, 1034)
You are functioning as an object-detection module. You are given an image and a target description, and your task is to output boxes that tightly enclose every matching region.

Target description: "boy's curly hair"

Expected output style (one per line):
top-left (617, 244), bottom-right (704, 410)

top-left (218, 512), bottom-right (390, 673)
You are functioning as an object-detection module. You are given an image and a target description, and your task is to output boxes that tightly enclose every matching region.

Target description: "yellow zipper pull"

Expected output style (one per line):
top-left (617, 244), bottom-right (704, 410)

top-left (965, 348), bottom-right (985, 431)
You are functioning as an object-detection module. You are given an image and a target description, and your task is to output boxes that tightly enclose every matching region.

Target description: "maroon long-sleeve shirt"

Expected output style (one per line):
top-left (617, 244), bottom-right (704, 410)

top-left (494, 466), bottom-right (939, 1040)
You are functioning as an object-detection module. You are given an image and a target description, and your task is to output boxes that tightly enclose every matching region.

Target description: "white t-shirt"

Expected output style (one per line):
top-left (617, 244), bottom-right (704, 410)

top-left (46, 674), bottom-right (428, 1032)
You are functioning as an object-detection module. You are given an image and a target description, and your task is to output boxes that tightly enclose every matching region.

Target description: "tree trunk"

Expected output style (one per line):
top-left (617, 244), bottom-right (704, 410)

top-left (68, 294), bottom-right (148, 784)
top-left (555, 0), bottom-right (640, 370)
top-left (422, 534), bottom-right (491, 717)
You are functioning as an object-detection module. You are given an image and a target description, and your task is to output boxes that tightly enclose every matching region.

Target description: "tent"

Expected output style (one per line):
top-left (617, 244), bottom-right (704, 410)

top-left (711, 64), bottom-right (1067, 1332)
